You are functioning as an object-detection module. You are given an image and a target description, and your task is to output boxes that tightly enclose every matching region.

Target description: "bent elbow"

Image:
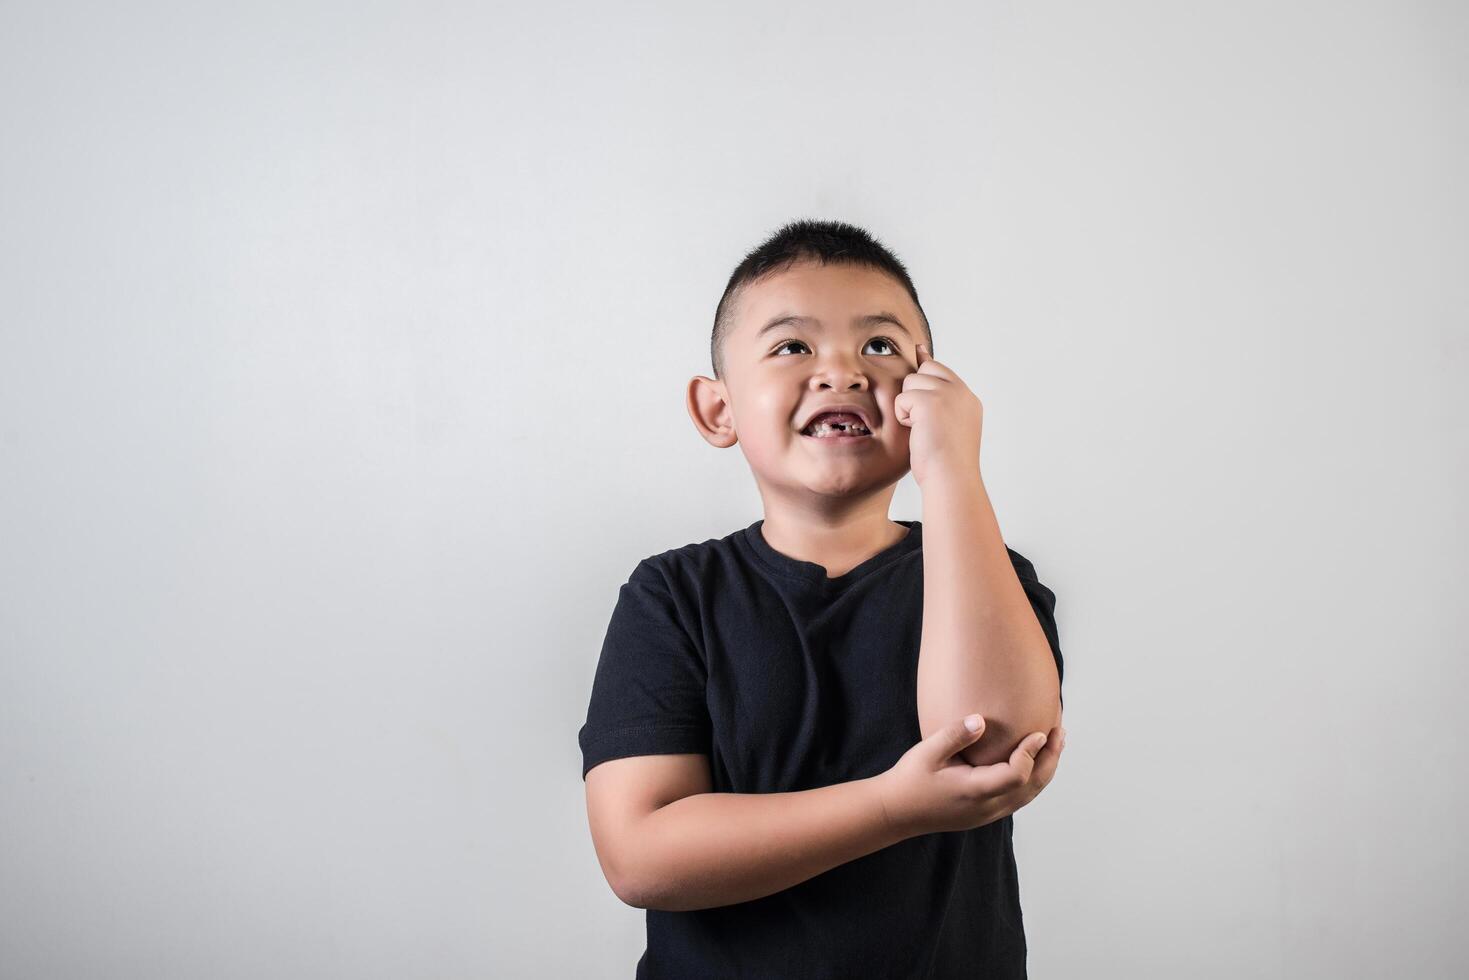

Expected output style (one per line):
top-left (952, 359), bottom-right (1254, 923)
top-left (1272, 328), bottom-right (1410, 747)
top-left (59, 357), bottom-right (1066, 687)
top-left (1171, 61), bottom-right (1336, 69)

top-left (611, 875), bottom-right (649, 909)
top-left (602, 852), bottom-right (653, 909)
top-left (608, 850), bottom-right (662, 910)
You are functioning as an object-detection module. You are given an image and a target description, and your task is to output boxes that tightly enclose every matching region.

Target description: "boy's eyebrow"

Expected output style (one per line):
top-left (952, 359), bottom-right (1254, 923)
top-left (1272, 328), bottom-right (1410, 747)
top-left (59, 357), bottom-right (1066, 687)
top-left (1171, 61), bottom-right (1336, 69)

top-left (756, 312), bottom-right (914, 339)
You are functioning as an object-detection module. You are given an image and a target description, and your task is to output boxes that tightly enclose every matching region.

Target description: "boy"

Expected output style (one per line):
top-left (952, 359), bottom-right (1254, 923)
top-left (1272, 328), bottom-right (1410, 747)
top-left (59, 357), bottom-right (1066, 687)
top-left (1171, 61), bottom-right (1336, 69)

top-left (578, 219), bottom-right (1067, 979)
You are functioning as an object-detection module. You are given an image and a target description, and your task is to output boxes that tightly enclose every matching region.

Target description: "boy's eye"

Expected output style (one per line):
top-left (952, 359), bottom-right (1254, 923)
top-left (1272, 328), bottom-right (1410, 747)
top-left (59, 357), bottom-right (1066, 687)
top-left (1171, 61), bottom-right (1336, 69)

top-left (772, 337), bottom-right (901, 357)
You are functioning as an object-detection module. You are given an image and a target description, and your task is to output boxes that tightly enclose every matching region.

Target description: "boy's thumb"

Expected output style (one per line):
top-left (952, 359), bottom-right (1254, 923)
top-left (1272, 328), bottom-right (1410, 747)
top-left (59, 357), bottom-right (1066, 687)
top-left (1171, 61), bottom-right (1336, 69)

top-left (932, 714), bottom-right (984, 761)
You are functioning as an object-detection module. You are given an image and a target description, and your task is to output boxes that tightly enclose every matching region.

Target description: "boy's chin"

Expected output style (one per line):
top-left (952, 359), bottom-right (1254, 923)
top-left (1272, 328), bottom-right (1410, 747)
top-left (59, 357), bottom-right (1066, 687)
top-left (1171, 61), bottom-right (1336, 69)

top-left (797, 462), bottom-right (905, 495)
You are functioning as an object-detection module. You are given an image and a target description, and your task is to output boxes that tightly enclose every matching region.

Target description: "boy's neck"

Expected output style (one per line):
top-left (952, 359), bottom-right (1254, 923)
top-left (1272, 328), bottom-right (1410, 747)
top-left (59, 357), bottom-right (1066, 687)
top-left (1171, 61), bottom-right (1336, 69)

top-left (757, 508), bottom-right (911, 579)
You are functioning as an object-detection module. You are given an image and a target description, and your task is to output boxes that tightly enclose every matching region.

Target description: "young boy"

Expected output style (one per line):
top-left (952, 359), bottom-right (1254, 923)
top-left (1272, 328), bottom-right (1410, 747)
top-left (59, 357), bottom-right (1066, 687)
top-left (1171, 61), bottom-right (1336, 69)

top-left (578, 219), bottom-right (1067, 979)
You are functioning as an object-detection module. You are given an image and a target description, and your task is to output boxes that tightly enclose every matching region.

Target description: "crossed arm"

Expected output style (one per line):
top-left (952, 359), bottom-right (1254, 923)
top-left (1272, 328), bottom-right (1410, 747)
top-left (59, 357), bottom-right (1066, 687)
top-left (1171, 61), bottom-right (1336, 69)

top-left (585, 473), bottom-right (1065, 910)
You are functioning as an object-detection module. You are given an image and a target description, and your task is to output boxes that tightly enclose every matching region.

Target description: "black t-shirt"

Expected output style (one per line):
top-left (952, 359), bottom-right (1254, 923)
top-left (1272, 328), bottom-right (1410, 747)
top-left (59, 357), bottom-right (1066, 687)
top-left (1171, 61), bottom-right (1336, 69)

top-left (579, 518), bottom-right (1064, 979)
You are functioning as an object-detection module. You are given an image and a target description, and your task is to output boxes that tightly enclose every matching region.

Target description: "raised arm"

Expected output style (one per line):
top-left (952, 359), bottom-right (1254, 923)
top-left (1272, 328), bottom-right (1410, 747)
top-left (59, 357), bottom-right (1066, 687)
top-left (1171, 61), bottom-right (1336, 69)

top-left (898, 342), bottom-right (1063, 769)
top-left (916, 469), bottom-right (1062, 767)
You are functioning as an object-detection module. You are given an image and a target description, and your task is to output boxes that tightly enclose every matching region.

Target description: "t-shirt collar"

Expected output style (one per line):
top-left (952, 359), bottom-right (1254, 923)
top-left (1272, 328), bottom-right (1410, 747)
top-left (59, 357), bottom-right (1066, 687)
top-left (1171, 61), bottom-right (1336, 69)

top-left (741, 518), bottom-right (923, 588)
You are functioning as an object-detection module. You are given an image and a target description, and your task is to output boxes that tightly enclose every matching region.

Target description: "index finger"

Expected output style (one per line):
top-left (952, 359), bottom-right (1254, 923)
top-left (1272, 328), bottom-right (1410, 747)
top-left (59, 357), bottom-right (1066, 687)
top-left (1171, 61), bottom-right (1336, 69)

top-left (1018, 725), bottom-right (1066, 797)
top-left (908, 342), bottom-right (958, 382)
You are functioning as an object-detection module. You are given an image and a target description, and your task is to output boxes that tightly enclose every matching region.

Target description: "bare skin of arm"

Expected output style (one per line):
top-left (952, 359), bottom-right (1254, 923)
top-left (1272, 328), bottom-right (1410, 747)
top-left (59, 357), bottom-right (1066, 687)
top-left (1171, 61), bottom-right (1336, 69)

top-left (900, 343), bottom-right (1063, 768)
top-left (628, 777), bottom-right (901, 911)
top-left (586, 716), bottom-right (1064, 913)
top-left (916, 468), bottom-right (1063, 767)
top-left (587, 753), bottom-right (901, 911)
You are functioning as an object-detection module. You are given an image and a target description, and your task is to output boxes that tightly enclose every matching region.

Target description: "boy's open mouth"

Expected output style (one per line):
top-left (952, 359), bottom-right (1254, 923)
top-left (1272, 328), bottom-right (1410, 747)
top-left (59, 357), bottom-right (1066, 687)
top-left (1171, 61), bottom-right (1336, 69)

top-left (800, 412), bottom-right (874, 439)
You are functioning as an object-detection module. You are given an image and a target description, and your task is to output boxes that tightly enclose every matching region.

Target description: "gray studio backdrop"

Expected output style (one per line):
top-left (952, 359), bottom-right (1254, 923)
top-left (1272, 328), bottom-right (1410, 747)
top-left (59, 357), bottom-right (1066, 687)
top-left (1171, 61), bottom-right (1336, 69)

top-left (2, 1), bottom-right (1464, 977)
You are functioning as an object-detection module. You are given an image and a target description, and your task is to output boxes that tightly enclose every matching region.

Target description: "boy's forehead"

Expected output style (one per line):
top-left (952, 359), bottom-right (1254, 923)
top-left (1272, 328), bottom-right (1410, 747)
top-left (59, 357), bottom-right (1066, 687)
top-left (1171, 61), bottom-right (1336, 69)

top-left (734, 263), bottom-right (914, 338)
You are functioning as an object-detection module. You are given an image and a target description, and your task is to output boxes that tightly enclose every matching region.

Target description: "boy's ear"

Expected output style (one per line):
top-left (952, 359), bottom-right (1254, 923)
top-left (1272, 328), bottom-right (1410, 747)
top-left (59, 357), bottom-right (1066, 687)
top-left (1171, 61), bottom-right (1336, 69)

top-left (686, 376), bottom-right (738, 448)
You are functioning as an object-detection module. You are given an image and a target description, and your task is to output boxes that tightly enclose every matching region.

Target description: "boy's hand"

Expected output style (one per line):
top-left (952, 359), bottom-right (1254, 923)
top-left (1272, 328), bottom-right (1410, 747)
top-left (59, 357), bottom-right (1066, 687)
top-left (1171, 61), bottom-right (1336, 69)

top-left (872, 713), bottom-right (1066, 839)
top-left (893, 343), bottom-right (984, 489)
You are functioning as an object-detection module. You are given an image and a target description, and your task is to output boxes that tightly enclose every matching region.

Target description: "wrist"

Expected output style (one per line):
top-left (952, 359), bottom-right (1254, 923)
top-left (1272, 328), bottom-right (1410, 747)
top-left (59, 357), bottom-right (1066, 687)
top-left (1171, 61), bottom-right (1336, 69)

top-left (863, 771), bottom-right (917, 844)
top-left (919, 464), bottom-right (985, 499)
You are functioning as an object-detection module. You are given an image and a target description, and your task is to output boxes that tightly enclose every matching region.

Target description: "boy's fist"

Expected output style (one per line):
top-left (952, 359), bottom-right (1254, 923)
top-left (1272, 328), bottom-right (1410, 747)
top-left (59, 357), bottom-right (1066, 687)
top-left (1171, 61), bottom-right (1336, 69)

top-left (872, 713), bottom-right (1065, 839)
top-left (893, 343), bottom-right (985, 489)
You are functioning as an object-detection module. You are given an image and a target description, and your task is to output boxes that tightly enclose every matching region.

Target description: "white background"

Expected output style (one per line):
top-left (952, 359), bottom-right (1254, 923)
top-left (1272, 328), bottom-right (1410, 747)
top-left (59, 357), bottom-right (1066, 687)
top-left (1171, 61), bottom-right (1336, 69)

top-left (2, 1), bottom-right (1464, 977)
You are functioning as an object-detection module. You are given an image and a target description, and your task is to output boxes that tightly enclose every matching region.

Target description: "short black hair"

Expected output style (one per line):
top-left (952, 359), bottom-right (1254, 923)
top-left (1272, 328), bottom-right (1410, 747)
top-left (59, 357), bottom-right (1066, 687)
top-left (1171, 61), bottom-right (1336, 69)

top-left (710, 218), bottom-right (933, 379)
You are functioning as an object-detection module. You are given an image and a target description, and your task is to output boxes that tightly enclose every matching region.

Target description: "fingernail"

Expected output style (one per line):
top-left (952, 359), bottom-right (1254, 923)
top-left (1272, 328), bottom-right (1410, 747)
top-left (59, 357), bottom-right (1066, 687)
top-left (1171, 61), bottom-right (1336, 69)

top-left (964, 714), bottom-right (982, 732)
top-left (1059, 729), bottom-right (1067, 750)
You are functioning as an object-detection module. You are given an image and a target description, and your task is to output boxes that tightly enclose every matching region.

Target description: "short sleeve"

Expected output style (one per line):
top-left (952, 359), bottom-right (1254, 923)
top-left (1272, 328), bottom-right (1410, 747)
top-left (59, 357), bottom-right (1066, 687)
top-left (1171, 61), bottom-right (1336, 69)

top-left (578, 558), bottom-right (713, 780)
top-left (1006, 547), bottom-right (1065, 709)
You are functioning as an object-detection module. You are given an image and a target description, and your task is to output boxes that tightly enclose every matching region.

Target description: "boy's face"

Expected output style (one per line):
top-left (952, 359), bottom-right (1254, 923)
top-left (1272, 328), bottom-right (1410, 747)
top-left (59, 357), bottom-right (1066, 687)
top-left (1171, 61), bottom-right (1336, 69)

top-left (688, 260), bottom-right (926, 503)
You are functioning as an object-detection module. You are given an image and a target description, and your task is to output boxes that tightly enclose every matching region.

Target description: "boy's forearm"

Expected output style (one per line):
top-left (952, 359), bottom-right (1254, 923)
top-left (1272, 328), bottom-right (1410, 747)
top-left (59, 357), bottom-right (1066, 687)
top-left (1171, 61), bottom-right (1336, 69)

top-left (917, 468), bottom-right (1062, 767)
top-left (621, 775), bottom-right (907, 912)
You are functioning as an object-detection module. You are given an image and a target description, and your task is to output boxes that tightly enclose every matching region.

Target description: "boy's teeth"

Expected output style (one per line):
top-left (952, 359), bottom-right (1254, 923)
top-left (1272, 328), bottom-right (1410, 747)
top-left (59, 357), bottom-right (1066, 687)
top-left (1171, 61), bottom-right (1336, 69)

top-left (804, 421), bottom-right (871, 437)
